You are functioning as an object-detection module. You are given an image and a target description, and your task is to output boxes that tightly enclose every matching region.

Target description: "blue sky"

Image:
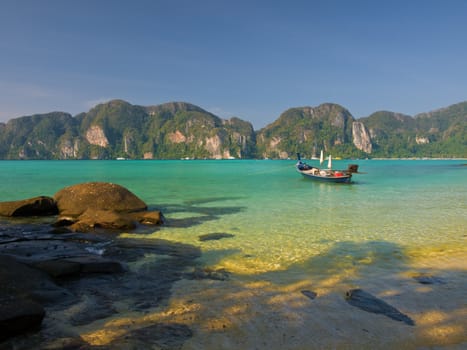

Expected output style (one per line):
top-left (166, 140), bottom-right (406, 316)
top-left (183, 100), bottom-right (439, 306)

top-left (1, 0), bottom-right (466, 129)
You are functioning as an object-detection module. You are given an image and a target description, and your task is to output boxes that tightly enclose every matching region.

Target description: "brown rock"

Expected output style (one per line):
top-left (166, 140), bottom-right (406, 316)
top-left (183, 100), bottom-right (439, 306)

top-left (70, 208), bottom-right (137, 231)
top-left (0, 196), bottom-right (58, 217)
top-left (131, 210), bottom-right (164, 225)
top-left (54, 182), bottom-right (147, 217)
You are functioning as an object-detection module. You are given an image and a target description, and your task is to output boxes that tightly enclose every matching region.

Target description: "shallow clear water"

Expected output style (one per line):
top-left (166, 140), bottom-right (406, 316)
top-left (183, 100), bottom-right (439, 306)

top-left (1, 159), bottom-right (466, 279)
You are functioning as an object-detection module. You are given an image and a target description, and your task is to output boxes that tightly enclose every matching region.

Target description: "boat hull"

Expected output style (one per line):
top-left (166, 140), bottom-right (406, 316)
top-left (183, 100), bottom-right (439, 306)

top-left (298, 170), bottom-right (352, 183)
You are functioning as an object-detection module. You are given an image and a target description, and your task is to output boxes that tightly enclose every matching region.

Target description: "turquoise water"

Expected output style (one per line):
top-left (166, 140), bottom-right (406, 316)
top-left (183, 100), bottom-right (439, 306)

top-left (1, 159), bottom-right (466, 277)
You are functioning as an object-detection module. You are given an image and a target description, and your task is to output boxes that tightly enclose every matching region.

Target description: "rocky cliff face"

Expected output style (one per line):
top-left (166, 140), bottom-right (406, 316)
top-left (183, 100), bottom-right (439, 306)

top-left (77, 100), bottom-right (255, 159)
top-left (85, 126), bottom-right (109, 147)
top-left (59, 138), bottom-right (80, 159)
top-left (256, 103), bottom-right (356, 159)
top-left (352, 122), bottom-right (372, 153)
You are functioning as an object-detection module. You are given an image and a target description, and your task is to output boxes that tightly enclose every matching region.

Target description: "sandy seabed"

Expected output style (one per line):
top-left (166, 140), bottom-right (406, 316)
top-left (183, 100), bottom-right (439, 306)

top-left (78, 250), bottom-right (467, 350)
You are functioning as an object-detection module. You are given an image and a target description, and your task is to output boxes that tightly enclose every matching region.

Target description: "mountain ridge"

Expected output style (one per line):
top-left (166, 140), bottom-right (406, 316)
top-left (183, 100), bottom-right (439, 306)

top-left (0, 99), bottom-right (465, 159)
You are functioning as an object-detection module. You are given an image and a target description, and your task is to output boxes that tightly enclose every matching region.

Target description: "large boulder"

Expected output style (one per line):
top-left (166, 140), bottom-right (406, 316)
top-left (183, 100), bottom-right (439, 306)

top-left (54, 182), bottom-right (147, 217)
top-left (0, 196), bottom-right (58, 217)
top-left (53, 182), bottom-right (164, 232)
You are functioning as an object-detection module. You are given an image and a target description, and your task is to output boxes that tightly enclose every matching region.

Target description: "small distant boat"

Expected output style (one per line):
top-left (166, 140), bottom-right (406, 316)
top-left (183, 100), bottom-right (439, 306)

top-left (296, 153), bottom-right (359, 183)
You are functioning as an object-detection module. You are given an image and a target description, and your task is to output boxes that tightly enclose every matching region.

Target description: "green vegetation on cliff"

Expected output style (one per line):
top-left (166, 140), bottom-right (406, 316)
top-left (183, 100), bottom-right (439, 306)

top-left (0, 100), bottom-right (465, 159)
top-left (256, 104), bottom-right (367, 159)
top-left (360, 102), bottom-right (467, 158)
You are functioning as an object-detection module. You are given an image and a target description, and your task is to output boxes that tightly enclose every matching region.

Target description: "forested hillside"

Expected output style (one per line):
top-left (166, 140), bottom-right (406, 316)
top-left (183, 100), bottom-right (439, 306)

top-left (0, 100), bottom-right (465, 159)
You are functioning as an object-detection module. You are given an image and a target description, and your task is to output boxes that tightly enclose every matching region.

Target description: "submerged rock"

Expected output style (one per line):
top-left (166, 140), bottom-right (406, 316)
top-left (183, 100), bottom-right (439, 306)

top-left (301, 290), bottom-right (317, 300)
top-left (345, 288), bottom-right (415, 326)
top-left (108, 323), bottom-right (193, 349)
top-left (185, 267), bottom-right (230, 281)
top-left (198, 232), bottom-right (235, 241)
top-left (412, 273), bottom-right (446, 285)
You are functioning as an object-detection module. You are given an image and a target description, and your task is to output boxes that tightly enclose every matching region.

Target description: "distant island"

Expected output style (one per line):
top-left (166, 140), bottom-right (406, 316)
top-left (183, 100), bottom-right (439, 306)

top-left (0, 99), bottom-right (466, 159)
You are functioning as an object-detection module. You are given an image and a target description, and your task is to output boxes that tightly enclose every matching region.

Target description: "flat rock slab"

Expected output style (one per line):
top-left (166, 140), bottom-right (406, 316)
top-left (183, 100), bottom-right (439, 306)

top-left (345, 288), bottom-right (415, 326)
top-left (0, 239), bottom-right (124, 277)
top-left (0, 240), bottom-right (90, 263)
top-left (0, 255), bottom-right (69, 303)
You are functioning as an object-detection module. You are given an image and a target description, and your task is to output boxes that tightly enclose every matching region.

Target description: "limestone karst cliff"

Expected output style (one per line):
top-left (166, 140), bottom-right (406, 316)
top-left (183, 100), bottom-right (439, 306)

top-left (0, 99), bottom-right (465, 159)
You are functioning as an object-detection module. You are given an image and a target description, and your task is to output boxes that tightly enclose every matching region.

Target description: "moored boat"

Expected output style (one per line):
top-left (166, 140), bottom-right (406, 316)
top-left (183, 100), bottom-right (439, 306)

top-left (296, 153), bottom-right (359, 183)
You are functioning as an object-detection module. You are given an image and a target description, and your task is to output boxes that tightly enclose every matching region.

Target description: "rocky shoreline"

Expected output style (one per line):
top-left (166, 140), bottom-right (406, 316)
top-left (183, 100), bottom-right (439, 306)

top-left (0, 182), bottom-right (176, 347)
top-left (0, 221), bottom-right (208, 348)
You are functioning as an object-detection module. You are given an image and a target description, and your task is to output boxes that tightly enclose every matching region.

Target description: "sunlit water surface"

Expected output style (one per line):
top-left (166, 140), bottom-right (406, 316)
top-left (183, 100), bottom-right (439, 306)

top-left (1, 159), bottom-right (465, 279)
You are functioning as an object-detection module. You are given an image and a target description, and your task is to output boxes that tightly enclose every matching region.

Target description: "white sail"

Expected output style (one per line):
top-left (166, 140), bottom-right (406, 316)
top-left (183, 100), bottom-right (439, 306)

top-left (320, 150), bottom-right (324, 165)
top-left (328, 155), bottom-right (332, 169)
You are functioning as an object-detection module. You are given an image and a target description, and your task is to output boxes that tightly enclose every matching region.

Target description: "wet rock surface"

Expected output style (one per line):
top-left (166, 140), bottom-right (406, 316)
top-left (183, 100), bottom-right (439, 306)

top-left (0, 183), bottom-right (200, 347)
top-left (345, 288), bottom-right (415, 326)
top-left (0, 221), bottom-right (203, 348)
